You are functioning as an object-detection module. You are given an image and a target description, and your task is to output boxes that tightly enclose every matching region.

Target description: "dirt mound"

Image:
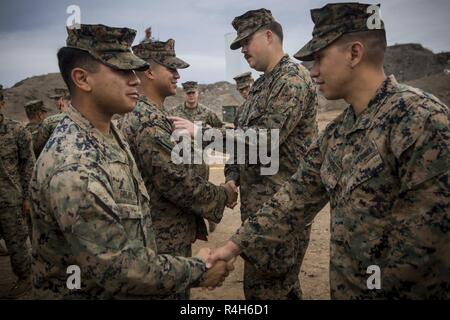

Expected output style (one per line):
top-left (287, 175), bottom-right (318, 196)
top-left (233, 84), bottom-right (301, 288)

top-left (406, 71), bottom-right (450, 106)
top-left (2, 43), bottom-right (449, 121)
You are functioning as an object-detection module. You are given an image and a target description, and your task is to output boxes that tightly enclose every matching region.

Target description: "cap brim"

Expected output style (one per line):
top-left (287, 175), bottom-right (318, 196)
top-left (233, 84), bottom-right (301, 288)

top-left (230, 29), bottom-right (255, 50)
top-left (100, 51), bottom-right (150, 71)
top-left (184, 89), bottom-right (197, 94)
top-left (160, 56), bottom-right (190, 69)
top-left (294, 33), bottom-right (343, 61)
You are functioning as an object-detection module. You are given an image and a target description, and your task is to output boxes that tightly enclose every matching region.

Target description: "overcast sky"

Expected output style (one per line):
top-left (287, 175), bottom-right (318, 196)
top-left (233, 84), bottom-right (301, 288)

top-left (1, 0), bottom-right (449, 87)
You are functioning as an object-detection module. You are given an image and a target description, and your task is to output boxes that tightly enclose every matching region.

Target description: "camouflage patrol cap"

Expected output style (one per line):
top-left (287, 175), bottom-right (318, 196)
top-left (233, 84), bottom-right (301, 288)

top-left (233, 71), bottom-right (253, 90)
top-left (133, 39), bottom-right (189, 69)
top-left (24, 100), bottom-right (49, 115)
top-left (182, 81), bottom-right (198, 93)
top-left (230, 8), bottom-right (275, 50)
top-left (66, 24), bottom-right (149, 71)
top-left (294, 3), bottom-right (385, 61)
top-left (49, 87), bottom-right (70, 100)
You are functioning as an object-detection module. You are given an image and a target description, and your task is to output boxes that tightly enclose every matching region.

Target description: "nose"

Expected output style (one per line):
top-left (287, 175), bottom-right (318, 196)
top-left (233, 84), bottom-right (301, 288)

top-left (173, 69), bottom-right (180, 79)
top-left (129, 70), bottom-right (141, 86)
top-left (309, 61), bottom-right (320, 79)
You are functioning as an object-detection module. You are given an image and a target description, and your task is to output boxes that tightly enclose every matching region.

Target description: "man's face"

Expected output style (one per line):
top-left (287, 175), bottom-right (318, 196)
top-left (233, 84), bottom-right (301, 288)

top-left (310, 43), bottom-right (352, 100)
top-left (238, 86), bottom-right (250, 99)
top-left (36, 111), bottom-right (48, 122)
top-left (53, 97), bottom-right (64, 110)
top-left (240, 30), bottom-right (268, 72)
top-left (89, 63), bottom-right (141, 115)
top-left (152, 63), bottom-right (180, 97)
top-left (185, 90), bottom-right (199, 106)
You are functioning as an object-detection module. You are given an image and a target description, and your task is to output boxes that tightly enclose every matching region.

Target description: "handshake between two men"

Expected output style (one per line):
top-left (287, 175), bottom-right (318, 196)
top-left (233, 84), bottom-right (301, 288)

top-left (194, 181), bottom-right (240, 289)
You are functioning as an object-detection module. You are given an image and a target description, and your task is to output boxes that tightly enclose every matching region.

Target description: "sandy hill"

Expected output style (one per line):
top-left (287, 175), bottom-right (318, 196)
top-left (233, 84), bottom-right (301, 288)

top-left (2, 43), bottom-right (449, 122)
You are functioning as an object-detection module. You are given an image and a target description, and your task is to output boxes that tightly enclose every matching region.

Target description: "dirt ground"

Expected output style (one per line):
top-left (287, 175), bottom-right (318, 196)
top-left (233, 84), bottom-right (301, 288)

top-left (0, 111), bottom-right (341, 300)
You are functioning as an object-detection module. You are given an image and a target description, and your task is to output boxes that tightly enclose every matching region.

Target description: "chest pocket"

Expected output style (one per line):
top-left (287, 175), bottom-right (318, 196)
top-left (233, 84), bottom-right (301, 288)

top-left (87, 175), bottom-right (147, 246)
top-left (345, 144), bottom-right (385, 194)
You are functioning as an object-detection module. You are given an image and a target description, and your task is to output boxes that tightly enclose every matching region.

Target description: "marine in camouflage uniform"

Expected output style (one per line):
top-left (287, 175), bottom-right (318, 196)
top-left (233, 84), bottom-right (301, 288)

top-left (171, 81), bottom-right (224, 130)
top-left (229, 3), bottom-right (450, 299)
top-left (120, 38), bottom-right (231, 299)
top-left (171, 81), bottom-right (224, 233)
top-left (0, 84), bottom-right (34, 297)
top-left (225, 9), bottom-right (318, 299)
top-left (33, 88), bottom-right (70, 157)
top-left (30, 24), bottom-right (212, 299)
top-left (233, 71), bottom-right (254, 128)
top-left (24, 100), bottom-right (50, 157)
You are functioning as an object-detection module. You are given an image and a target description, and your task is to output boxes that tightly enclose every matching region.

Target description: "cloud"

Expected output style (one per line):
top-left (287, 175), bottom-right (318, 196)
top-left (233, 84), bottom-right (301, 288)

top-left (1, 0), bottom-right (449, 87)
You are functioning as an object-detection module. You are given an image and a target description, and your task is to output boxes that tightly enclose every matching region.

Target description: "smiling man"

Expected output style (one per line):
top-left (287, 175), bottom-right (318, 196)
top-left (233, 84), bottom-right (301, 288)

top-left (30, 24), bottom-right (232, 299)
top-left (120, 36), bottom-right (236, 299)
top-left (208, 3), bottom-right (450, 299)
top-left (172, 8), bottom-right (319, 300)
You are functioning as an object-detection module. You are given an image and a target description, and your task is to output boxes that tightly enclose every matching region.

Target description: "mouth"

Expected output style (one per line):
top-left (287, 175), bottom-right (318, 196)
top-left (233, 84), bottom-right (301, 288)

top-left (245, 55), bottom-right (252, 61)
top-left (127, 92), bottom-right (139, 100)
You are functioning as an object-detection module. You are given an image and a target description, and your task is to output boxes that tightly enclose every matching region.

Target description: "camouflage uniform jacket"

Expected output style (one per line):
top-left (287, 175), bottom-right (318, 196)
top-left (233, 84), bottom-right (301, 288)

top-left (33, 112), bottom-right (65, 157)
top-left (25, 121), bottom-right (41, 157)
top-left (225, 54), bottom-right (318, 222)
top-left (120, 96), bottom-right (227, 254)
top-left (30, 105), bottom-right (206, 299)
top-left (232, 75), bottom-right (450, 299)
top-left (0, 113), bottom-right (35, 207)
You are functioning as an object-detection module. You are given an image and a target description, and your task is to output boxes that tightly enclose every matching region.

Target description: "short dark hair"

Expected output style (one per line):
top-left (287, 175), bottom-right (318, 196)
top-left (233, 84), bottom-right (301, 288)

top-left (261, 21), bottom-right (284, 43)
top-left (336, 29), bottom-right (387, 67)
top-left (57, 47), bottom-right (100, 93)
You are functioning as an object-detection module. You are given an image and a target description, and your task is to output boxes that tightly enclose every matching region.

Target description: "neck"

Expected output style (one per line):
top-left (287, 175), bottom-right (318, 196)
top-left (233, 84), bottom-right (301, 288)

top-left (345, 68), bottom-right (387, 116)
top-left (139, 84), bottom-right (165, 109)
top-left (71, 97), bottom-right (111, 135)
top-left (264, 49), bottom-right (285, 74)
top-left (185, 101), bottom-right (197, 108)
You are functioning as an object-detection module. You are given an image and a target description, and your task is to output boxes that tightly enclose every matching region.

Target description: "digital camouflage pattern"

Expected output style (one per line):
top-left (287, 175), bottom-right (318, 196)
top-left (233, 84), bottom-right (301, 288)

top-left (230, 8), bottom-right (275, 50)
top-left (133, 38), bottom-right (189, 69)
top-left (49, 87), bottom-right (70, 100)
top-left (120, 96), bottom-right (227, 252)
top-left (24, 100), bottom-right (49, 119)
top-left (0, 112), bottom-right (34, 279)
top-left (222, 54), bottom-right (318, 299)
top-left (66, 24), bottom-right (149, 71)
top-left (232, 75), bottom-right (450, 299)
top-left (33, 112), bottom-right (66, 157)
top-left (171, 101), bottom-right (224, 180)
top-left (171, 103), bottom-right (224, 129)
top-left (295, 3), bottom-right (385, 61)
top-left (181, 81), bottom-right (199, 93)
top-left (233, 71), bottom-right (254, 90)
top-left (30, 105), bottom-right (206, 299)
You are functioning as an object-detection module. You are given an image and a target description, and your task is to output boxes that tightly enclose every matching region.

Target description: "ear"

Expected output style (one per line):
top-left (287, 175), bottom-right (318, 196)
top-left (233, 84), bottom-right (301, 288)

top-left (143, 68), bottom-right (155, 81)
top-left (71, 68), bottom-right (92, 92)
top-left (265, 29), bottom-right (274, 44)
top-left (349, 41), bottom-right (364, 68)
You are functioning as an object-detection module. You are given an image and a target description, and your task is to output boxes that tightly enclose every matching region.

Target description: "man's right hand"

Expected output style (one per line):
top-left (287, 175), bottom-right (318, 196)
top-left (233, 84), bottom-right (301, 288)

top-left (221, 181), bottom-right (238, 209)
top-left (194, 247), bottom-right (235, 288)
top-left (199, 260), bottom-right (235, 288)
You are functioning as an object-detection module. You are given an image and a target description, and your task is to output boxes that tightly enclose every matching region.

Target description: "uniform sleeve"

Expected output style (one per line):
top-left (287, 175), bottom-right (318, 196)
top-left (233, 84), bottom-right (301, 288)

top-left (204, 76), bottom-right (316, 159)
top-left (17, 125), bottom-right (35, 199)
top-left (136, 122), bottom-right (228, 223)
top-left (230, 131), bottom-right (329, 275)
top-left (385, 104), bottom-right (450, 293)
top-left (33, 121), bottom-right (52, 156)
top-left (48, 166), bottom-right (206, 296)
top-left (206, 111), bottom-right (224, 128)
